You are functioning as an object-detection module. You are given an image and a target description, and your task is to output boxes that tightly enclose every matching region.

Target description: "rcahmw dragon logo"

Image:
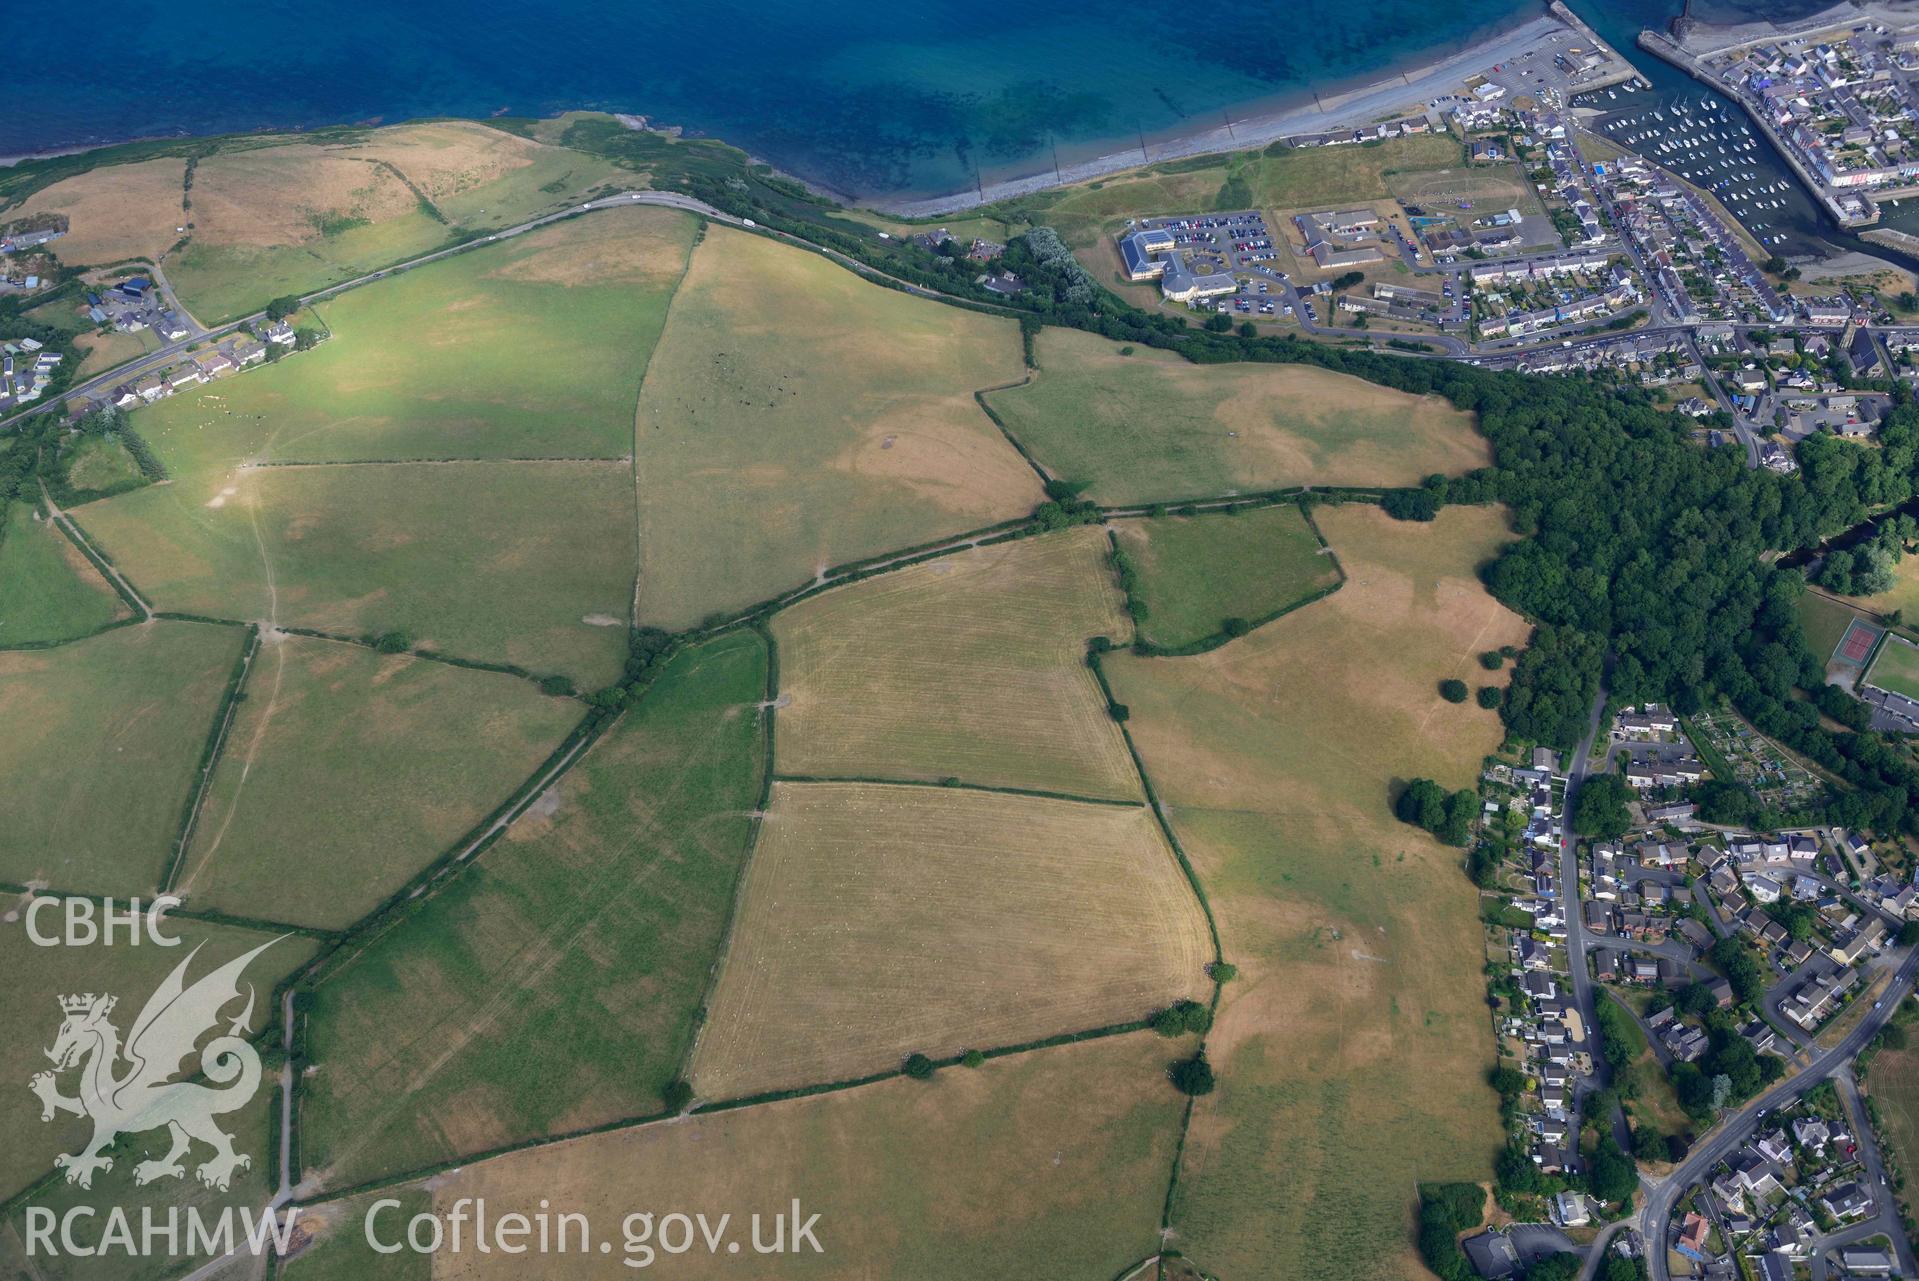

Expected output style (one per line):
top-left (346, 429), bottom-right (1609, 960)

top-left (28, 939), bottom-right (279, 1191)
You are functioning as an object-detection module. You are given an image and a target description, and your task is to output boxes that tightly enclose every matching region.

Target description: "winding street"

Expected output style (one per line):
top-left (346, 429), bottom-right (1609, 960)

top-left (1802, 1068), bottom-right (1918, 1280)
top-left (1640, 945), bottom-right (1919, 1281)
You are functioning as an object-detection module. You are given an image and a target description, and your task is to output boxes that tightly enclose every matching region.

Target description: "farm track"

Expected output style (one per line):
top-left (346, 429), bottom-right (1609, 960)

top-left (10, 197), bottom-right (1387, 1278)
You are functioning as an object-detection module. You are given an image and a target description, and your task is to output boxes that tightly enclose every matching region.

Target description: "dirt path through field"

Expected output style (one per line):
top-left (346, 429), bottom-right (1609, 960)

top-left (309, 698), bottom-right (753, 1182)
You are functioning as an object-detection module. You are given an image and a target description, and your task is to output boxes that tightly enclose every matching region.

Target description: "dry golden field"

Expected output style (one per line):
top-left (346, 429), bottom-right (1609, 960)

top-left (689, 780), bottom-right (1211, 1099)
top-left (17, 157), bottom-right (186, 263)
top-left (771, 527), bottom-right (1139, 800)
top-left (1104, 503), bottom-right (1526, 1280)
top-left (415, 1032), bottom-right (1185, 1280)
top-left (632, 225), bottom-right (1040, 627)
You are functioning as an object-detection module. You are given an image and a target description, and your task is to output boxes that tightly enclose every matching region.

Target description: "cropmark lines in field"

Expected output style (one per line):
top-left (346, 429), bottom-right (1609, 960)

top-left (632, 224), bottom-right (1041, 628)
top-left (689, 780), bottom-right (1212, 1100)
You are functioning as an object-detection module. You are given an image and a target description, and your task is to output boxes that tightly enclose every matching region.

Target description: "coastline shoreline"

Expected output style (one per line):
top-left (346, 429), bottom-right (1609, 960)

top-left (868, 8), bottom-right (1620, 217)
top-left (1, 4), bottom-right (1634, 222)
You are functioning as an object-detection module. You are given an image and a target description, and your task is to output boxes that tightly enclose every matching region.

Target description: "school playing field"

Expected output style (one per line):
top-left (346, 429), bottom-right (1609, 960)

top-left (1024, 134), bottom-right (1464, 249)
top-left (986, 328), bottom-right (1487, 504)
top-left (299, 633), bottom-right (766, 1189)
top-left (771, 528), bottom-right (1140, 799)
top-left (690, 781), bottom-right (1211, 1099)
top-left (632, 225), bottom-right (1041, 628)
top-left (1866, 632), bottom-right (1919, 700)
top-left (1104, 504), bottom-right (1525, 1279)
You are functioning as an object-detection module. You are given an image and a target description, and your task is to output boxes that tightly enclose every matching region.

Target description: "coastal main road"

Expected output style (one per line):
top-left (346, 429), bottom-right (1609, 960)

top-left (2, 180), bottom-right (1497, 436)
top-left (0, 191), bottom-right (740, 434)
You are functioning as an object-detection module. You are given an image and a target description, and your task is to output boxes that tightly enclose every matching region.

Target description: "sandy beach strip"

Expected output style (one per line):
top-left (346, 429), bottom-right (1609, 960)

top-left (873, 13), bottom-right (1576, 218)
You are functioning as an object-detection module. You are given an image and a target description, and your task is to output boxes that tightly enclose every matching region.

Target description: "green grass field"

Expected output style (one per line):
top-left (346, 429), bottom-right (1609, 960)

top-left (1866, 1045), bottom-right (1919, 1216)
top-left (1839, 553), bottom-right (1919, 634)
top-left (392, 1032), bottom-right (1185, 1281)
top-left (1103, 505), bottom-right (1524, 1280)
top-left (0, 1084), bottom-right (285, 1281)
top-left (276, 1192), bottom-right (433, 1281)
top-left (1113, 503), bottom-right (1340, 650)
top-left (1010, 134), bottom-right (1465, 248)
top-left (772, 527), bottom-right (1141, 800)
top-left (171, 218), bottom-right (452, 328)
top-left (138, 208), bottom-right (697, 469)
top-left (1798, 588), bottom-right (1869, 665)
top-left (986, 327), bottom-right (1487, 504)
top-left (61, 433), bottom-right (149, 500)
top-left (175, 635), bottom-right (584, 930)
top-left (1868, 634), bottom-right (1919, 700)
top-left (0, 503), bottom-right (129, 646)
top-left (0, 911), bottom-right (314, 1206)
top-left (1600, 992), bottom-right (1694, 1143)
top-left (632, 225), bottom-right (1040, 628)
top-left (77, 459), bottom-right (636, 687)
top-left (345, 121), bottom-right (623, 230)
top-left (0, 621), bottom-right (246, 896)
top-left (299, 631), bottom-right (767, 1189)
top-left (1386, 161), bottom-right (1549, 222)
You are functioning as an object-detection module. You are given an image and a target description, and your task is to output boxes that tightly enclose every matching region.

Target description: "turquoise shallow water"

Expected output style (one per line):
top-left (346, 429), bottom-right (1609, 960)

top-left (3, 0), bottom-right (1887, 223)
top-left (8, 0), bottom-right (1545, 198)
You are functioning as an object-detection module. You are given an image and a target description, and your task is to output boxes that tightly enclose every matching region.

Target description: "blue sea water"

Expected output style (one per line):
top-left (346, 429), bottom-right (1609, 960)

top-left (8, 0), bottom-right (1543, 199)
top-left (3, 0), bottom-right (1896, 240)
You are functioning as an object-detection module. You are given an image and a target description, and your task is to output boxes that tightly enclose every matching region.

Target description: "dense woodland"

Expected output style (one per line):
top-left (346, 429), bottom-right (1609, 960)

top-left (982, 221), bottom-right (1919, 840)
